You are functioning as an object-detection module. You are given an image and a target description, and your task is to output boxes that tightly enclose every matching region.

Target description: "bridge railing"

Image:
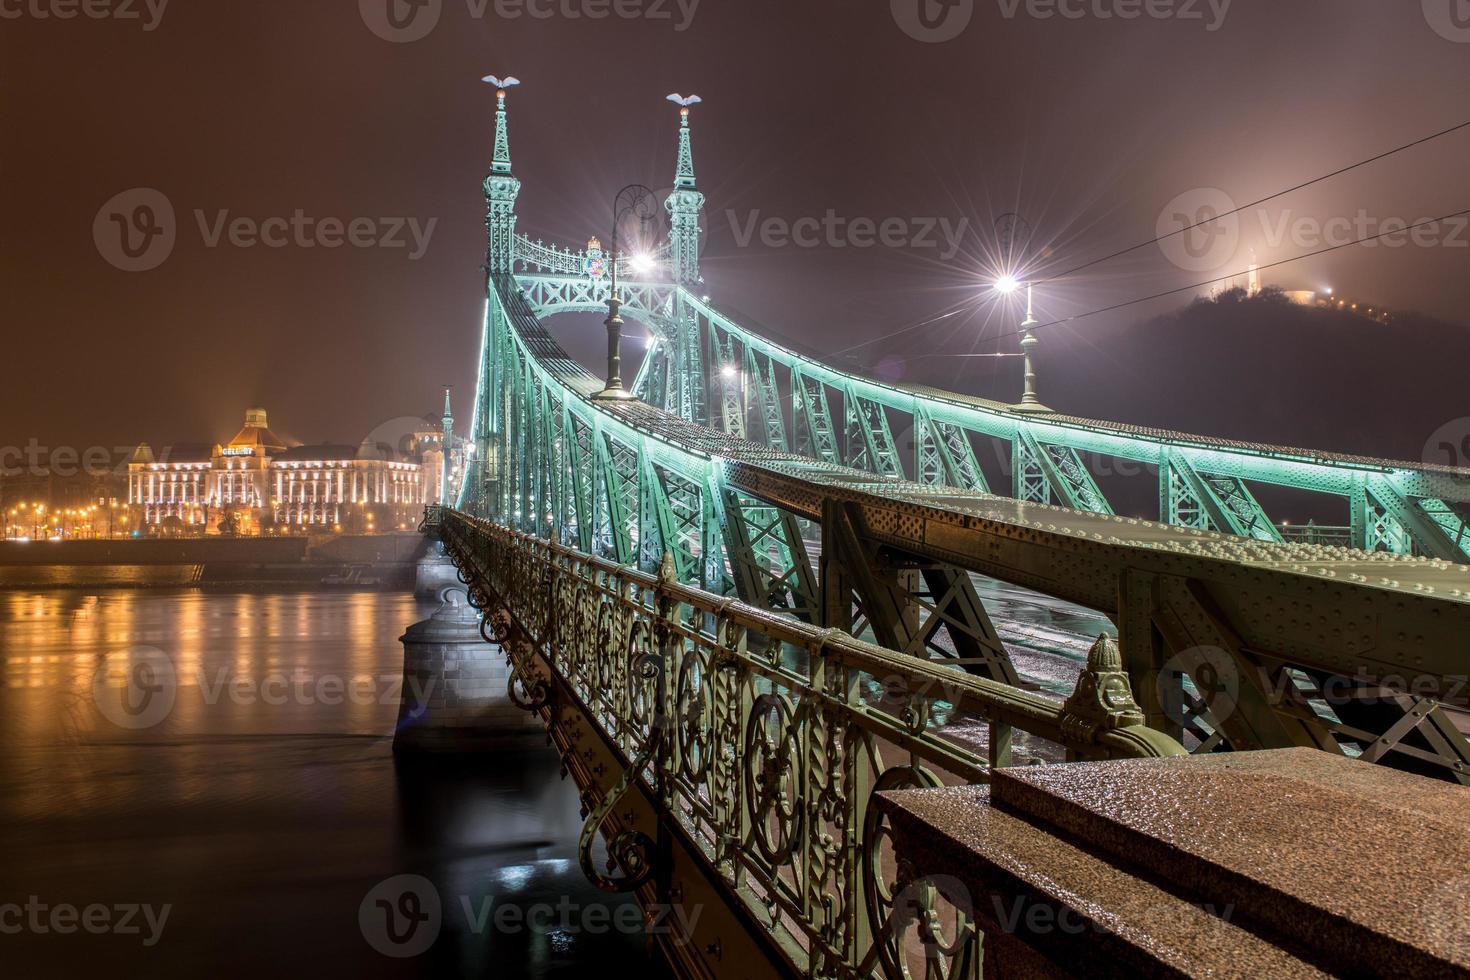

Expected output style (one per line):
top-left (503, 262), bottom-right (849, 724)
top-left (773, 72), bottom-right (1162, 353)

top-left (432, 507), bottom-right (1184, 978)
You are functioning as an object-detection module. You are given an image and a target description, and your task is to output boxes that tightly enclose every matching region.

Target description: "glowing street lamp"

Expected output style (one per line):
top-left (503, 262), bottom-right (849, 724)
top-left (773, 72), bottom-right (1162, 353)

top-left (998, 278), bottom-right (1051, 414)
top-left (593, 184), bottom-right (660, 402)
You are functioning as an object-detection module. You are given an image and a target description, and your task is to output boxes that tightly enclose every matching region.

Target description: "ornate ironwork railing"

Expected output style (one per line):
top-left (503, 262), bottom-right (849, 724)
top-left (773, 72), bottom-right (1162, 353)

top-left (513, 233), bottom-right (671, 279)
top-left (1276, 522), bottom-right (1357, 549)
top-left (429, 506), bottom-right (1184, 979)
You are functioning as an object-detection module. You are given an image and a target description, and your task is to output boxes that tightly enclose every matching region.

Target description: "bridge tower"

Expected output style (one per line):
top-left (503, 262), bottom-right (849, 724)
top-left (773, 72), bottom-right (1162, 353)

top-left (440, 386), bottom-right (454, 505)
top-left (473, 76), bottom-right (522, 518)
top-left (665, 98), bottom-right (708, 424)
top-left (484, 80), bottom-right (522, 274)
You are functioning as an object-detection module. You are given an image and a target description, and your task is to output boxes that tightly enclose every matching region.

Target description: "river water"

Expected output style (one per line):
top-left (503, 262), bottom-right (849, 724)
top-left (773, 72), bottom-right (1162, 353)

top-left (0, 587), bottom-right (672, 978)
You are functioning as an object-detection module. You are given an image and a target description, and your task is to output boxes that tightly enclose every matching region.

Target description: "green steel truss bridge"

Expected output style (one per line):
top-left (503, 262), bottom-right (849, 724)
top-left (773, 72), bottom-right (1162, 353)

top-left (458, 83), bottom-right (1470, 783)
top-left (431, 81), bottom-right (1470, 979)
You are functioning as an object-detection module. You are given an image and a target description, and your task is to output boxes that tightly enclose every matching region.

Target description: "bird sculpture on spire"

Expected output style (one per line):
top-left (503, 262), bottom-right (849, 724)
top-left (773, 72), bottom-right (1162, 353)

top-left (665, 93), bottom-right (702, 107)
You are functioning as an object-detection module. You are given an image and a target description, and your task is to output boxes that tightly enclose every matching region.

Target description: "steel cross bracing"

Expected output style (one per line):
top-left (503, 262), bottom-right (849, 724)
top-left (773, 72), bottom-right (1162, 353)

top-left (458, 87), bottom-right (1470, 781)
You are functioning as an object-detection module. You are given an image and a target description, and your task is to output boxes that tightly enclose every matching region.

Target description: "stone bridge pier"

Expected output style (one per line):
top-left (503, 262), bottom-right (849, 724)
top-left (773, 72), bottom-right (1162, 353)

top-left (393, 586), bottom-right (542, 752)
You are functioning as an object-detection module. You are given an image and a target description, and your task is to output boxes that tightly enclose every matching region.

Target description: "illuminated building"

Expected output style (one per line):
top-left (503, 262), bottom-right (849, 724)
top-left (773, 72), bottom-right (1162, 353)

top-left (127, 408), bottom-right (436, 535)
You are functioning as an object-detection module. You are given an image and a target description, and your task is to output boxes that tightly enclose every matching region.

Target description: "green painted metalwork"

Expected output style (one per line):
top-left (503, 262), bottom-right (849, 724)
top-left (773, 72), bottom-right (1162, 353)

top-left (1161, 452), bottom-right (1282, 542)
top-left (1013, 427), bottom-right (1113, 513)
top-left (452, 84), bottom-right (1470, 786)
top-left (475, 93), bottom-right (1470, 562)
top-left (432, 508), bottom-right (1184, 979)
top-left (915, 405), bottom-right (989, 492)
top-left (792, 366), bottom-right (840, 465)
top-left (843, 387), bottom-right (903, 479)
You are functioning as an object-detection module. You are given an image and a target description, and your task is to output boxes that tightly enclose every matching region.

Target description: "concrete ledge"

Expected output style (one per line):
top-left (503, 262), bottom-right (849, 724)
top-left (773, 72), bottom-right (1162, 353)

top-left (876, 749), bottom-right (1470, 978)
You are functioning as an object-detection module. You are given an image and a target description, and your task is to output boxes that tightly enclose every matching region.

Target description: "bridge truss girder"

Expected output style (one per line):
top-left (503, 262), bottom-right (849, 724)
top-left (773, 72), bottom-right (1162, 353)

top-left (821, 500), bottom-right (1020, 686)
top-left (719, 489), bottom-right (819, 622)
top-left (663, 291), bottom-right (1470, 562)
top-left (461, 252), bottom-right (1470, 785)
top-left (1118, 569), bottom-right (1470, 784)
top-left (466, 262), bottom-right (1470, 565)
top-left (1160, 452), bottom-right (1282, 542)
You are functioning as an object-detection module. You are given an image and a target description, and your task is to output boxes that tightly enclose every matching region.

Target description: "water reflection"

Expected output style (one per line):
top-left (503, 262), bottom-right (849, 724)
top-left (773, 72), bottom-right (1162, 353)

top-left (0, 588), bottom-right (671, 979)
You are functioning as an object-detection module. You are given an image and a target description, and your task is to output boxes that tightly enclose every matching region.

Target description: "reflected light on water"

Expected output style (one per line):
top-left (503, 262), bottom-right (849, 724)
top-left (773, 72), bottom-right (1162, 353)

top-left (0, 586), bottom-right (671, 979)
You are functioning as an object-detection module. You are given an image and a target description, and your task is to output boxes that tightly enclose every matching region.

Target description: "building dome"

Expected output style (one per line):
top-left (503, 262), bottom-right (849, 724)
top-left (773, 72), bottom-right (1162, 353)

top-left (226, 408), bottom-right (288, 455)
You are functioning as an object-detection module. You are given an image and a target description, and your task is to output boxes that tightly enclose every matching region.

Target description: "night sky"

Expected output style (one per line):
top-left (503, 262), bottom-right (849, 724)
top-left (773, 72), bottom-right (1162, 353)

top-left (2, 0), bottom-right (1468, 462)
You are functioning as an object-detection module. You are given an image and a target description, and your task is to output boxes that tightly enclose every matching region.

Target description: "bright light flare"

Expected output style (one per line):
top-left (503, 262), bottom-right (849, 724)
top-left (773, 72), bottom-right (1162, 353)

top-left (629, 253), bottom-right (656, 275)
top-left (993, 275), bottom-right (1022, 295)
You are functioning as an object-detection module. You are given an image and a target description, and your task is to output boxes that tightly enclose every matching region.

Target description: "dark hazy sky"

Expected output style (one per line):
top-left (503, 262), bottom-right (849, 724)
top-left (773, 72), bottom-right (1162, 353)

top-left (2, 0), bottom-right (1468, 456)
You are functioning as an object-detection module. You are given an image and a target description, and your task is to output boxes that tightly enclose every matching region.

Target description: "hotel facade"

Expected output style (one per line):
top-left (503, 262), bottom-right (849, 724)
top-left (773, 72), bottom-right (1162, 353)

top-left (127, 407), bottom-right (458, 535)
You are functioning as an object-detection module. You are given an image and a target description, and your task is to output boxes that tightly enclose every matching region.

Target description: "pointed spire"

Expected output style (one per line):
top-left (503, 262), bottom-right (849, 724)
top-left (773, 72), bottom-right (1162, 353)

top-left (665, 93), bottom-right (702, 189)
top-left (664, 94), bottom-right (706, 287)
top-left (493, 91), bottom-right (512, 174)
top-left (481, 75), bottom-right (523, 275)
top-left (440, 386), bottom-right (455, 506)
top-left (675, 107), bottom-right (696, 189)
top-left (483, 75), bottom-right (520, 175)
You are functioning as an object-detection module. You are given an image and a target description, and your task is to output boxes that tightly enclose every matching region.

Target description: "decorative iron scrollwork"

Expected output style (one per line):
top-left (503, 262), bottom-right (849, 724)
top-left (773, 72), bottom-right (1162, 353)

top-left (507, 638), bottom-right (551, 712)
top-left (578, 650), bottom-right (666, 893)
top-left (863, 766), bottom-right (977, 980)
top-left (744, 692), bottom-right (803, 866)
top-left (479, 609), bottom-right (511, 646)
top-left (676, 650), bottom-right (712, 782)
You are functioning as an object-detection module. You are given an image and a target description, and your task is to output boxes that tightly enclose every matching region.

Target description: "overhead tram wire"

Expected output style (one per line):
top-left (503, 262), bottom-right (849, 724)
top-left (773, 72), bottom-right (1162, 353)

top-left (1027, 116), bottom-right (1470, 288)
top-left (828, 116), bottom-right (1470, 359)
top-left (968, 208), bottom-right (1470, 349)
top-left (827, 304), bottom-right (976, 358)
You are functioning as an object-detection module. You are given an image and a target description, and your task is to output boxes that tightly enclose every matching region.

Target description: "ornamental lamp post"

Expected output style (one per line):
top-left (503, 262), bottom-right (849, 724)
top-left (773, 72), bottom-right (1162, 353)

top-left (995, 278), bottom-right (1052, 414)
top-left (593, 184), bottom-right (660, 401)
